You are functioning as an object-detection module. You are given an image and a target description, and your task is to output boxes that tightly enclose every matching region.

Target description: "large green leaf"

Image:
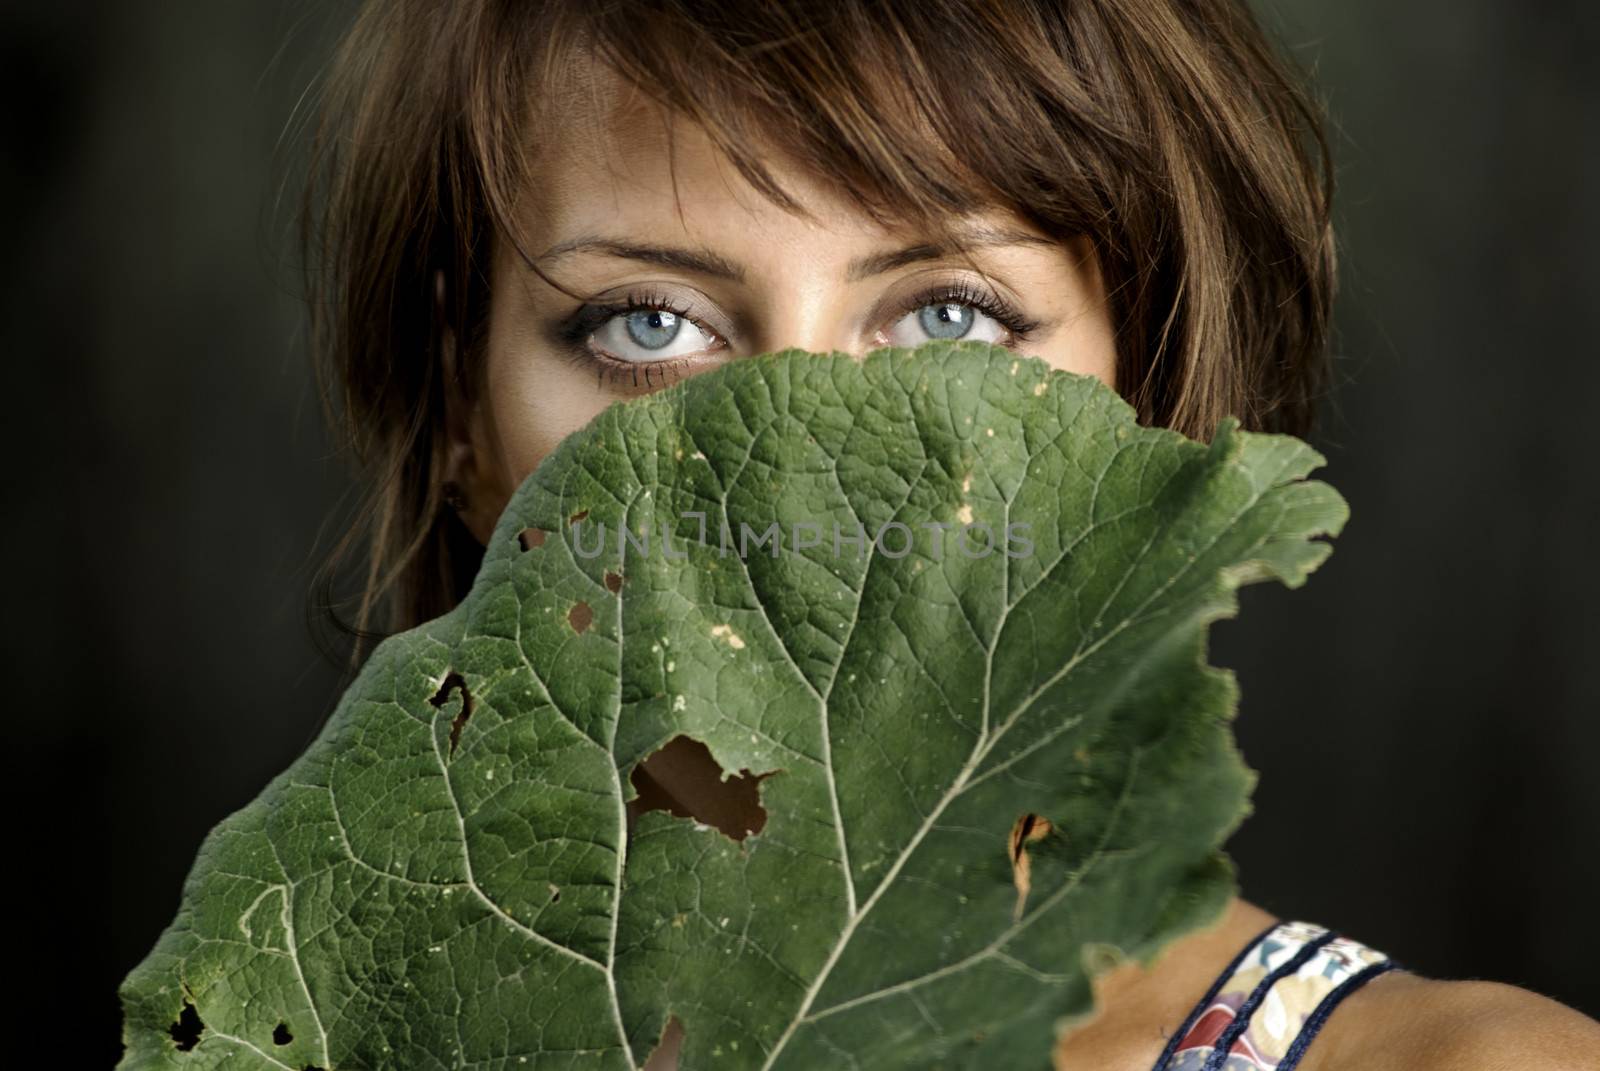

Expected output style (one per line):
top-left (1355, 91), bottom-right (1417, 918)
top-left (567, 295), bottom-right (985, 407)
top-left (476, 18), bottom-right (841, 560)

top-left (119, 342), bottom-right (1347, 1070)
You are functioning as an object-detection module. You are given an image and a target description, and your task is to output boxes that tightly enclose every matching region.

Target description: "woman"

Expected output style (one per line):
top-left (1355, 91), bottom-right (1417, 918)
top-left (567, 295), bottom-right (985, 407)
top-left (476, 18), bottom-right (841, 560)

top-left (303, 1), bottom-right (1598, 1067)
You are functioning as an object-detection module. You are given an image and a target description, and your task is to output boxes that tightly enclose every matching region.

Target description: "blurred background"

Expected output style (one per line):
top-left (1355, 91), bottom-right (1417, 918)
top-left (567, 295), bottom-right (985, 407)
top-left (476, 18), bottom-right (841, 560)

top-left (7, 1), bottom-right (1596, 1061)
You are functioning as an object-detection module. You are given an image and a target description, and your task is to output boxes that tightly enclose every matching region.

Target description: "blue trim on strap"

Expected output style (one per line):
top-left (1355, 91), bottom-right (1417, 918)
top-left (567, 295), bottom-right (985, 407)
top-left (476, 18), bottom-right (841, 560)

top-left (1149, 919), bottom-right (1283, 1071)
top-left (1275, 960), bottom-right (1400, 1071)
top-left (1197, 929), bottom-right (1340, 1071)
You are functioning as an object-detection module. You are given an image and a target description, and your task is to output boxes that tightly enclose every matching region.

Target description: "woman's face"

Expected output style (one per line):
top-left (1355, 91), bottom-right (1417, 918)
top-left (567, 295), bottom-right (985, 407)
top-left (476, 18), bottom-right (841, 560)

top-left (449, 69), bottom-right (1117, 543)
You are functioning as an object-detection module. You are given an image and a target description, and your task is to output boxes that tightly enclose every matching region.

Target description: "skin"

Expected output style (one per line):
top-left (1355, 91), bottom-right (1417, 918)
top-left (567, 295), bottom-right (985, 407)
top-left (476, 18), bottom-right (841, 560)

top-left (442, 61), bottom-right (1600, 1071)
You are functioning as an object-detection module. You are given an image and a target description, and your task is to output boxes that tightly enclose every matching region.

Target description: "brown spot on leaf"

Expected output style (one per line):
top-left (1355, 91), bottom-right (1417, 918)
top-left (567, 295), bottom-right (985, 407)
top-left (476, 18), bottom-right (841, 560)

top-left (1008, 812), bottom-right (1054, 922)
top-left (604, 570), bottom-right (624, 594)
top-left (169, 1000), bottom-right (204, 1051)
top-left (517, 527), bottom-right (547, 550)
top-left (642, 1015), bottom-right (684, 1071)
top-left (429, 672), bottom-right (473, 759)
top-left (569, 508), bottom-right (589, 525)
top-left (568, 601), bottom-right (594, 633)
top-left (628, 736), bottom-right (774, 841)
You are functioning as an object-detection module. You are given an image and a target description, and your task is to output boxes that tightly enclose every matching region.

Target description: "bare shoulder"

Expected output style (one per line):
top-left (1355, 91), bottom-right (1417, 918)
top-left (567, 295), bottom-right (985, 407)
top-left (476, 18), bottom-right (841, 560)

top-left (1303, 968), bottom-right (1600, 1071)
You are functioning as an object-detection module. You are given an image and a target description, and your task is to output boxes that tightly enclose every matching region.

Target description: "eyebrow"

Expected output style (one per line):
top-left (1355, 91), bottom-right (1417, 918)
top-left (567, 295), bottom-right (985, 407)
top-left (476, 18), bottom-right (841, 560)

top-left (530, 223), bottom-right (1056, 283)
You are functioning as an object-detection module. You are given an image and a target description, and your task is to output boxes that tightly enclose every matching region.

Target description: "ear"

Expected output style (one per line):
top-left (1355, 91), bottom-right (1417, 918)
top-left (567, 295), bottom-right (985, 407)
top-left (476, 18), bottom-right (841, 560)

top-left (436, 269), bottom-right (502, 547)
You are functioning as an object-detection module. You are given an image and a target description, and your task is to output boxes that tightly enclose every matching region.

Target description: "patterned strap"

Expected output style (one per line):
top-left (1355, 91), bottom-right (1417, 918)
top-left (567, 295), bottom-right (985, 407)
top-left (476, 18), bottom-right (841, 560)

top-left (1150, 920), bottom-right (1399, 1071)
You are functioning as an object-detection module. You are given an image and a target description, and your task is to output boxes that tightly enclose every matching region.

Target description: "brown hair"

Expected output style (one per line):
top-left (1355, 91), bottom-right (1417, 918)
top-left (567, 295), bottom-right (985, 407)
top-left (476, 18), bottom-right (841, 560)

top-left (302, 0), bottom-right (1334, 664)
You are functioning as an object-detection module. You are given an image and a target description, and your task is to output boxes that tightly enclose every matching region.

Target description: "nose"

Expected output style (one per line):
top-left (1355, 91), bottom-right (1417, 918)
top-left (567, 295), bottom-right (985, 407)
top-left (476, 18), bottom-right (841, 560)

top-left (744, 282), bottom-right (863, 357)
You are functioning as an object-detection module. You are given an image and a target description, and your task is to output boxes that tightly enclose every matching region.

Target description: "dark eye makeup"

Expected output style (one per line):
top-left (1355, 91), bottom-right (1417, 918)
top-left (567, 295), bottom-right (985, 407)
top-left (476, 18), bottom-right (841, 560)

top-left (552, 279), bottom-right (1044, 392)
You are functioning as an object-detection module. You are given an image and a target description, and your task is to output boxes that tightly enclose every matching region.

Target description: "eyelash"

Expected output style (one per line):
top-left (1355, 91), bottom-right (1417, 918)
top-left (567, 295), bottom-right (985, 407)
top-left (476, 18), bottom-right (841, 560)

top-left (557, 283), bottom-right (1043, 390)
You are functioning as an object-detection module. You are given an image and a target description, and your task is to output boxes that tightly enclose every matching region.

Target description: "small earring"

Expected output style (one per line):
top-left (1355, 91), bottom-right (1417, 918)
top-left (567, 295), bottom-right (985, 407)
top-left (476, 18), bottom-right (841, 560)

top-left (442, 481), bottom-right (467, 512)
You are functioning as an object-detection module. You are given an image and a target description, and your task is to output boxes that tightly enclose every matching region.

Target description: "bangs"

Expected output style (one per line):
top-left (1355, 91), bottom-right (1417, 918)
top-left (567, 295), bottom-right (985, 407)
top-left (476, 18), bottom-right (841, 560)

top-left (480, 0), bottom-right (1125, 257)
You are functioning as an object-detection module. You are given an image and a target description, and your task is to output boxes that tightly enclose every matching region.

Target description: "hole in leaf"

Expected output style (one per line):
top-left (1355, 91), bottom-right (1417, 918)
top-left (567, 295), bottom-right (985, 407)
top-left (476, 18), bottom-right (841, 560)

top-left (604, 570), bottom-right (624, 594)
top-left (628, 736), bottom-right (773, 841)
top-left (273, 1022), bottom-right (293, 1046)
top-left (429, 672), bottom-right (473, 758)
top-left (568, 601), bottom-right (593, 633)
top-left (548, 883), bottom-right (561, 903)
top-left (569, 508), bottom-right (589, 525)
top-left (517, 527), bottom-right (547, 550)
top-left (1008, 812), bottom-right (1054, 922)
top-left (642, 1015), bottom-right (684, 1071)
top-left (169, 1000), bottom-right (204, 1051)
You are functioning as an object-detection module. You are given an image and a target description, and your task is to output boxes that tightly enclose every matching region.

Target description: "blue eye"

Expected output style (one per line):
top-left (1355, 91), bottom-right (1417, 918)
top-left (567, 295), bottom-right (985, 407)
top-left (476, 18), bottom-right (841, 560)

top-left (917, 302), bottom-right (976, 340)
top-left (574, 297), bottom-right (723, 364)
top-left (885, 289), bottom-right (1024, 349)
top-left (625, 308), bottom-right (683, 350)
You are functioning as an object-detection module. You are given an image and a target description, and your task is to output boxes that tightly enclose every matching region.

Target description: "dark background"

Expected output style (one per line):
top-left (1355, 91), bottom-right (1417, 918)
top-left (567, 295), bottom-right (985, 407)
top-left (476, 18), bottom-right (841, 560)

top-left (8, 1), bottom-right (1596, 1062)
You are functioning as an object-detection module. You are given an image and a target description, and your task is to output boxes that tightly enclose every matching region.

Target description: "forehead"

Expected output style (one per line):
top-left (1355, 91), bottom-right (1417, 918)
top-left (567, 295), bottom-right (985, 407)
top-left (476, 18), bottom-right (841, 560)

top-left (516, 59), bottom-right (995, 257)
